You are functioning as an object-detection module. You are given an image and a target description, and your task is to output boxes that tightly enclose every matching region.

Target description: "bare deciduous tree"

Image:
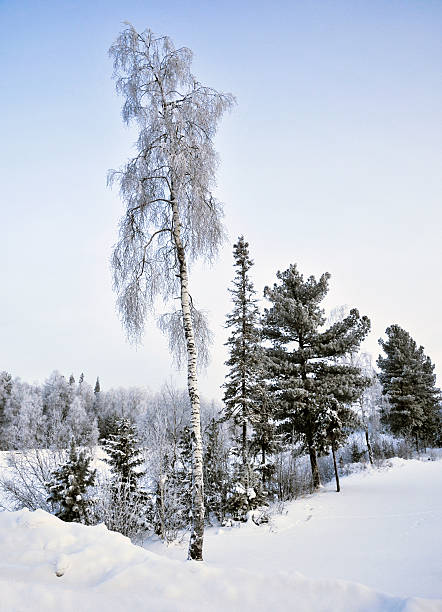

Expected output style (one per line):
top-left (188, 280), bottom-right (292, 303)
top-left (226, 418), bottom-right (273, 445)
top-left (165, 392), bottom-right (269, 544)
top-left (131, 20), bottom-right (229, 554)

top-left (108, 23), bottom-right (234, 560)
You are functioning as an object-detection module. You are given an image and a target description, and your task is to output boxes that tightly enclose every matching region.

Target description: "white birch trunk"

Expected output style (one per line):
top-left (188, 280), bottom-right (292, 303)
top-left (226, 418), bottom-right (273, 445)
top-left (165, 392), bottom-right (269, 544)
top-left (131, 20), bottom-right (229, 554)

top-left (171, 198), bottom-right (205, 561)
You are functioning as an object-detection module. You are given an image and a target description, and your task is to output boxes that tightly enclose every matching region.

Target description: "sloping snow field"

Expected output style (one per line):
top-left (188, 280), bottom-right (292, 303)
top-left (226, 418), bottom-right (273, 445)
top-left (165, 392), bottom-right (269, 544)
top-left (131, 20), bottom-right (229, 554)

top-left (1, 457), bottom-right (441, 612)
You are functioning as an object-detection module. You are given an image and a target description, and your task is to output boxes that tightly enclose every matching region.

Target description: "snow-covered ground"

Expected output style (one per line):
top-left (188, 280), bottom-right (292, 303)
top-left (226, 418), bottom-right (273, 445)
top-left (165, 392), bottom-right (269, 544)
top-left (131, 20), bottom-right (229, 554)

top-left (0, 457), bottom-right (441, 612)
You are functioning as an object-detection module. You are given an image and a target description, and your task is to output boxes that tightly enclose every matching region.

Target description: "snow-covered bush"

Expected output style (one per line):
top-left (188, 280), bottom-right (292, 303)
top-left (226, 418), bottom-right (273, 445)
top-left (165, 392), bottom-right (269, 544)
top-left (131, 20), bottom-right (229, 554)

top-left (0, 448), bottom-right (64, 511)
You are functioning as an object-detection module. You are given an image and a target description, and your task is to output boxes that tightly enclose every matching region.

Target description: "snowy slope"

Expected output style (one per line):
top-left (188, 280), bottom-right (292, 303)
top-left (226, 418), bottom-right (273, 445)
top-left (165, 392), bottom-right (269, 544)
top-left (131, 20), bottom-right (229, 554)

top-left (0, 457), bottom-right (441, 612)
top-left (191, 457), bottom-right (442, 600)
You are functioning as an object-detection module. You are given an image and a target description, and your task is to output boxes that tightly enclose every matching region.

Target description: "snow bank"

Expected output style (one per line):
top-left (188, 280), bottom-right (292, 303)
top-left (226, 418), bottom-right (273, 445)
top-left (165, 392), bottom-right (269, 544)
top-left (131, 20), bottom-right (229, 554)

top-left (0, 507), bottom-right (440, 612)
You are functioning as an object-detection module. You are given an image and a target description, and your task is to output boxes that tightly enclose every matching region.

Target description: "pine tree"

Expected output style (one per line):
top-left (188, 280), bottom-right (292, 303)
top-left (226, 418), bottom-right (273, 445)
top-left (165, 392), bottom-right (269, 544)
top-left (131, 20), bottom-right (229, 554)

top-left (47, 438), bottom-right (96, 523)
top-left (223, 236), bottom-right (265, 509)
top-left (262, 264), bottom-right (370, 489)
top-left (377, 325), bottom-right (441, 450)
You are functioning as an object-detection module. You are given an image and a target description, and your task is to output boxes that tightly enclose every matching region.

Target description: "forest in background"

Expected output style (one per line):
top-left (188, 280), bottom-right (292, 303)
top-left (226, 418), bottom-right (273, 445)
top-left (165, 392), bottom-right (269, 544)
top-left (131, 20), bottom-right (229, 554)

top-left (1, 235), bottom-right (440, 543)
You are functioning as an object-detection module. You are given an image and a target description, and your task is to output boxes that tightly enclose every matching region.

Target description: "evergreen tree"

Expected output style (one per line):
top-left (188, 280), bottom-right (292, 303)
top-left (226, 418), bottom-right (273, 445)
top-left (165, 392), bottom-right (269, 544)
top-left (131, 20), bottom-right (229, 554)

top-left (103, 418), bottom-right (150, 537)
top-left (79, 372), bottom-right (84, 384)
top-left (377, 325), bottom-right (441, 450)
top-left (223, 236), bottom-right (264, 506)
top-left (94, 377), bottom-right (100, 394)
top-left (203, 418), bottom-right (230, 524)
top-left (47, 438), bottom-right (96, 523)
top-left (103, 418), bottom-right (145, 493)
top-left (249, 392), bottom-right (279, 490)
top-left (69, 374), bottom-right (75, 385)
top-left (175, 425), bottom-right (193, 524)
top-left (262, 264), bottom-right (370, 489)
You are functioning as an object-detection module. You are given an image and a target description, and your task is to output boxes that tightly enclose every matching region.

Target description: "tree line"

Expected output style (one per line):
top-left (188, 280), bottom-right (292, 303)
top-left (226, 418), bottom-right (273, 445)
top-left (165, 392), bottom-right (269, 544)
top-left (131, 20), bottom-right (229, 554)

top-left (221, 236), bottom-right (441, 506)
top-left (0, 236), bottom-right (440, 543)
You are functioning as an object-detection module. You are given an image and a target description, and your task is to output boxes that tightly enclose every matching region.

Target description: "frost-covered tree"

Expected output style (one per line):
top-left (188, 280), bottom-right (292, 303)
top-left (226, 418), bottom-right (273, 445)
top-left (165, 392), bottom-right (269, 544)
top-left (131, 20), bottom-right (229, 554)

top-left (42, 371), bottom-right (74, 447)
top-left (64, 396), bottom-right (99, 448)
top-left (104, 418), bottom-right (145, 493)
top-left (263, 264), bottom-right (370, 489)
top-left (98, 386), bottom-right (149, 440)
top-left (102, 417), bottom-right (151, 537)
top-left (203, 417), bottom-right (230, 524)
top-left (75, 378), bottom-right (95, 418)
top-left (108, 24), bottom-right (234, 560)
top-left (47, 438), bottom-right (96, 524)
top-left (175, 425), bottom-right (193, 523)
top-left (378, 325), bottom-right (441, 450)
top-left (0, 371), bottom-right (13, 449)
top-left (350, 353), bottom-right (384, 465)
top-left (223, 236), bottom-right (264, 502)
top-left (138, 384), bottom-right (190, 540)
top-left (3, 380), bottom-right (45, 449)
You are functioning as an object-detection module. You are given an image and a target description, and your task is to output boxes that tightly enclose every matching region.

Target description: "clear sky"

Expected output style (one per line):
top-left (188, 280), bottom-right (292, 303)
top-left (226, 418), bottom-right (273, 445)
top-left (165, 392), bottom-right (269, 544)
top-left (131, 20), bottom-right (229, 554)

top-left (1, 0), bottom-right (441, 398)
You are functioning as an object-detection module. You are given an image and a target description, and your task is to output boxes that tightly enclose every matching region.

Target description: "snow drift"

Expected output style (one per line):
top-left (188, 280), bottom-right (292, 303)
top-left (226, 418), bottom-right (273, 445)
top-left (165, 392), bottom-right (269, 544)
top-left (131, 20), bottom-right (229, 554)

top-left (0, 502), bottom-right (440, 612)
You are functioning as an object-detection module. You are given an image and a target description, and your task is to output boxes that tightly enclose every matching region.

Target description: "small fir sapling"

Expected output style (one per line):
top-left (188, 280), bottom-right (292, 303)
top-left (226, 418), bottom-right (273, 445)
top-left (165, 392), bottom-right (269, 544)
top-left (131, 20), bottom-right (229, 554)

top-left (103, 418), bottom-right (145, 493)
top-left (47, 438), bottom-right (96, 524)
top-left (103, 418), bottom-right (151, 537)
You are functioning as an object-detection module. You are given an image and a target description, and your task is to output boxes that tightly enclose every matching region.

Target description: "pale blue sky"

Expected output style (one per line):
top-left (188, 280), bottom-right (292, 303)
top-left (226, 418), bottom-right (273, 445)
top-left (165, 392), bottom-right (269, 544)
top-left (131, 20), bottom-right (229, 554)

top-left (1, 1), bottom-right (441, 397)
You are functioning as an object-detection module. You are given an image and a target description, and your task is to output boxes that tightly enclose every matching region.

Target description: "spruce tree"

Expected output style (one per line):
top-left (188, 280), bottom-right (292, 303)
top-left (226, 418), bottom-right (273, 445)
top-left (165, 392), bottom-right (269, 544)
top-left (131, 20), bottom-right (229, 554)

top-left (203, 418), bottom-right (229, 524)
top-left (262, 264), bottom-right (370, 489)
top-left (47, 438), bottom-right (96, 524)
top-left (103, 418), bottom-right (145, 493)
top-left (176, 425), bottom-right (193, 524)
top-left (377, 325), bottom-right (441, 450)
top-left (223, 236), bottom-right (265, 510)
top-left (103, 418), bottom-right (150, 536)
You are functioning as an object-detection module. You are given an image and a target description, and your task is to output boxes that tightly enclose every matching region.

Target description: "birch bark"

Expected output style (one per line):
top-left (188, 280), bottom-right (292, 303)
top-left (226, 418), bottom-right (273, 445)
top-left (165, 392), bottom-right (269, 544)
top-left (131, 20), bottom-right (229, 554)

top-left (171, 198), bottom-right (204, 560)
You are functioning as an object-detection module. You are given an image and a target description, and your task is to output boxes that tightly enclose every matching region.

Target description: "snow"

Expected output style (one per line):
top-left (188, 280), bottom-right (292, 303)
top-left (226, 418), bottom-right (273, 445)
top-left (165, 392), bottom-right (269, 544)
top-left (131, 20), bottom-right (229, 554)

top-left (0, 457), bottom-right (441, 611)
top-left (195, 457), bottom-right (442, 601)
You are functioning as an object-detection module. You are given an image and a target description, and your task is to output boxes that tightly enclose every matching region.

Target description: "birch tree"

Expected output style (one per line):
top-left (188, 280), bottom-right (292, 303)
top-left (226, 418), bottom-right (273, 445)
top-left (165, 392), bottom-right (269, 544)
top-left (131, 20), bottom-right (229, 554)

top-left (108, 24), bottom-right (234, 560)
